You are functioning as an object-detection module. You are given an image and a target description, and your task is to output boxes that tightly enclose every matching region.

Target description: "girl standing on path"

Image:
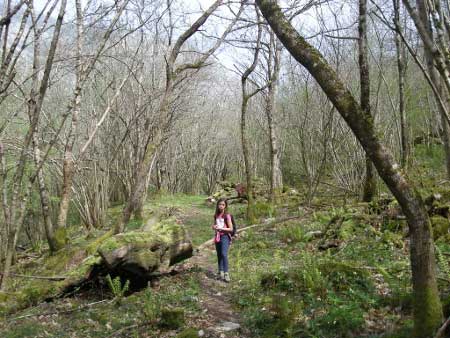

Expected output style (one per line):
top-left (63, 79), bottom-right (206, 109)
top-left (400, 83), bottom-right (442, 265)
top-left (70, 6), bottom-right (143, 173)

top-left (212, 198), bottom-right (233, 282)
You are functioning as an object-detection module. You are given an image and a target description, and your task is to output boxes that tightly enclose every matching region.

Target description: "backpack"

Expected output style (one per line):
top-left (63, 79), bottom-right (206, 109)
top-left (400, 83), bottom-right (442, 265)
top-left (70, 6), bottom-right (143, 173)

top-left (229, 214), bottom-right (237, 237)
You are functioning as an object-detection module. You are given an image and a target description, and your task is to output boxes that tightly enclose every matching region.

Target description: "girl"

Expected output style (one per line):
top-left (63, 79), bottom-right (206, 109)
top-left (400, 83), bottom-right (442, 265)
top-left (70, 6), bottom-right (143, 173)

top-left (212, 198), bottom-right (233, 282)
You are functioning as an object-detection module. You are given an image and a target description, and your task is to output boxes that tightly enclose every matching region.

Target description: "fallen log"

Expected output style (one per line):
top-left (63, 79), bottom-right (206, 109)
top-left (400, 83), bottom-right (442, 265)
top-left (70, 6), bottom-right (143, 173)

top-left (197, 215), bottom-right (307, 251)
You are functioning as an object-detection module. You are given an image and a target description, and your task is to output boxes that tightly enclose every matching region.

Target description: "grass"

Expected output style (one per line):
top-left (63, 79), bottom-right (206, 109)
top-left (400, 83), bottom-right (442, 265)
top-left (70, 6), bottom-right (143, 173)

top-left (227, 203), bottom-right (413, 338)
top-left (0, 185), bottom-right (442, 338)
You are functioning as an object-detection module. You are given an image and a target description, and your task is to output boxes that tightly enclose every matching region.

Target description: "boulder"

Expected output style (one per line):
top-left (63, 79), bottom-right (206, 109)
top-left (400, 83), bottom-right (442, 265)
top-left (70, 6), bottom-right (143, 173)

top-left (94, 217), bottom-right (193, 283)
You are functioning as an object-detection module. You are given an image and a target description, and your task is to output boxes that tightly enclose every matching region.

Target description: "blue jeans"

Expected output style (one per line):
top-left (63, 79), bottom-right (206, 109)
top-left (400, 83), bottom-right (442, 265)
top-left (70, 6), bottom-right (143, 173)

top-left (215, 234), bottom-right (230, 272)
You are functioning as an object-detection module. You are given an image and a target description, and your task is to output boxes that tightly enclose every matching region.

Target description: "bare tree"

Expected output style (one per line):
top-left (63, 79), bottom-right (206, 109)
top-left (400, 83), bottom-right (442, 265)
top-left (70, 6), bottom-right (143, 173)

top-left (264, 29), bottom-right (283, 202)
top-left (393, 0), bottom-right (409, 167)
top-left (114, 0), bottom-right (243, 233)
top-left (360, 0), bottom-right (377, 201)
top-left (1, 0), bottom-right (68, 290)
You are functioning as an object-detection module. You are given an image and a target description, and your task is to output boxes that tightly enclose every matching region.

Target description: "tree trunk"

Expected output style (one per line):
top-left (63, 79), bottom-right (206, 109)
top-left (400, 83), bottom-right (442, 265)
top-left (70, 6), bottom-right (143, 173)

top-left (56, 0), bottom-right (83, 232)
top-left (256, 1), bottom-right (443, 336)
top-left (266, 33), bottom-right (283, 202)
top-left (1, 182), bottom-right (29, 290)
top-left (32, 132), bottom-right (61, 252)
top-left (114, 144), bottom-right (156, 234)
top-left (240, 8), bottom-right (262, 224)
top-left (241, 96), bottom-right (256, 223)
top-left (359, 0), bottom-right (376, 202)
top-left (393, 0), bottom-right (409, 168)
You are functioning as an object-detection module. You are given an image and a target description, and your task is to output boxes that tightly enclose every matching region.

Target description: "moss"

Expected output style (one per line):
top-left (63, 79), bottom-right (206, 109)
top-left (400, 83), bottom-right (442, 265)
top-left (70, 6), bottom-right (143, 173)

top-left (18, 280), bottom-right (57, 307)
top-left (99, 218), bottom-right (186, 253)
top-left (431, 216), bottom-right (450, 240)
top-left (98, 232), bottom-right (160, 252)
top-left (412, 285), bottom-right (443, 337)
top-left (64, 255), bottom-right (102, 286)
top-left (159, 307), bottom-right (185, 329)
top-left (86, 230), bottom-right (113, 254)
top-left (54, 227), bottom-right (68, 248)
top-left (177, 328), bottom-right (199, 338)
top-left (0, 291), bottom-right (9, 303)
top-left (338, 219), bottom-right (357, 240)
top-left (126, 250), bottom-right (160, 270)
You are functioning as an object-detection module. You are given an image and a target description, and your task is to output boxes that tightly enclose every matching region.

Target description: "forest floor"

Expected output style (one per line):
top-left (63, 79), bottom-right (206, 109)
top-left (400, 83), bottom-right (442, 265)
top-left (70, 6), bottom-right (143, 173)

top-left (2, 186), bottom-right (450, 337)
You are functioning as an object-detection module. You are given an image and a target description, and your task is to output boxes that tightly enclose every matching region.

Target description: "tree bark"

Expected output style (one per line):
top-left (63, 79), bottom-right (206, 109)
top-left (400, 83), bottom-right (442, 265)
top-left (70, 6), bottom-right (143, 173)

top-left (241, 95), bottom-right (256, 223)
top-left (359, 0), bottom-right (376, 202)
top-left (393, 0), bottom-right (409, 168)
top-left (256, 1), bottom-right (443, 336)
top-left (266, 32), bottom-right (283, 203)
top-left (32, 131), bottom-right (60, 252)
top-left (240, 8), bottom-right (263, 223)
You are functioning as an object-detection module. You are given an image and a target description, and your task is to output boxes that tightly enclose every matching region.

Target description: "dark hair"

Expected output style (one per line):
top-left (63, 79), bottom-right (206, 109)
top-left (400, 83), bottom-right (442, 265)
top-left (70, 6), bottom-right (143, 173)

top-left (214, 198), bottom-right (228, 218)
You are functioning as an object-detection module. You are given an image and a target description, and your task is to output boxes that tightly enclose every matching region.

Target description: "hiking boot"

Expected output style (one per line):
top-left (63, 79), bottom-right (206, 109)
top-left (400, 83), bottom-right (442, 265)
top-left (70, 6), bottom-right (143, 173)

top-left (224, 272), bottom-right (230, 283)
top-left (219, 271), bottom-right (225, 280)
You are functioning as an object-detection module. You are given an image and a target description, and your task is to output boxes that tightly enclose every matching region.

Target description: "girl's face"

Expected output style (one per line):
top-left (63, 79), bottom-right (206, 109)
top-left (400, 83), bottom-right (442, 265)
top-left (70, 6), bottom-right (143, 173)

top-left (218, 201), bottom-right (226, 212)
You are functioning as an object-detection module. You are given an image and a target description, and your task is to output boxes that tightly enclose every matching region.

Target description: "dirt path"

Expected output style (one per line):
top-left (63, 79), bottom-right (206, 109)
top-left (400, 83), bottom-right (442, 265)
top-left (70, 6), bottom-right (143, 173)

top-left (182, 243), bottom-right (247, 338)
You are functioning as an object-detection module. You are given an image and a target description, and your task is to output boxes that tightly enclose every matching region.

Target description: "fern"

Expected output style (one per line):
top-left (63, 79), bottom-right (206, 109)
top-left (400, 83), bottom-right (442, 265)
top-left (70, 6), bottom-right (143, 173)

top-left (143, 288), bottom-right (161, 323)
top-left (106, 274), bottom-right (130, 305)
top-left (435, 245), bottom-right (450, 280)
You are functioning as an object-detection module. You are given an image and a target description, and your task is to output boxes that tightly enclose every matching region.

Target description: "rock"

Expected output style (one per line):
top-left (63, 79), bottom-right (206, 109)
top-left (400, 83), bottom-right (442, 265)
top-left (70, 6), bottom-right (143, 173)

top-left (215, 321), bottom-right (240, 332)
top-left (304, 230), bottom-right (323, 241)
top-left (206, 321), bottom-right (241, 338)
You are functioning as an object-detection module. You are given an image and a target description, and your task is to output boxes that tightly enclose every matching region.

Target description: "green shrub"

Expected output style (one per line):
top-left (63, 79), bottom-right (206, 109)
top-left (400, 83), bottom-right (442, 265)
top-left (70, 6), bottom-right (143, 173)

top-left (254, 201), bottom-right (277, 219)
top-left (6, 322), bottom-right (44, 338)
top-left (318, 261), bottom-right (373, 293)
top-left (264, 295), bottom-right (302, 338)
top-left (126, 219), bottom-right (143, 230)
top-left (143, 288), bottom-right (161, 323)
top-left (313, 303), bottom-right (365, 336)
top-left (260, 254), bottom-right (327, 297)
top-left (278, 225), bottom-right (304, 244)
top-left (159, 307), bottom-right (185, 329)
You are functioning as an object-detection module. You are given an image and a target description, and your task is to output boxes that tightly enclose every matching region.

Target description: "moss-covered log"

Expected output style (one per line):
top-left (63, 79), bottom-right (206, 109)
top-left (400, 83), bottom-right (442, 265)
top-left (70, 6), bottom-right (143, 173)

top-left (97, 219), bottom-right (192, 278)
top-left (0, 217), bottom-right (192, 314)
